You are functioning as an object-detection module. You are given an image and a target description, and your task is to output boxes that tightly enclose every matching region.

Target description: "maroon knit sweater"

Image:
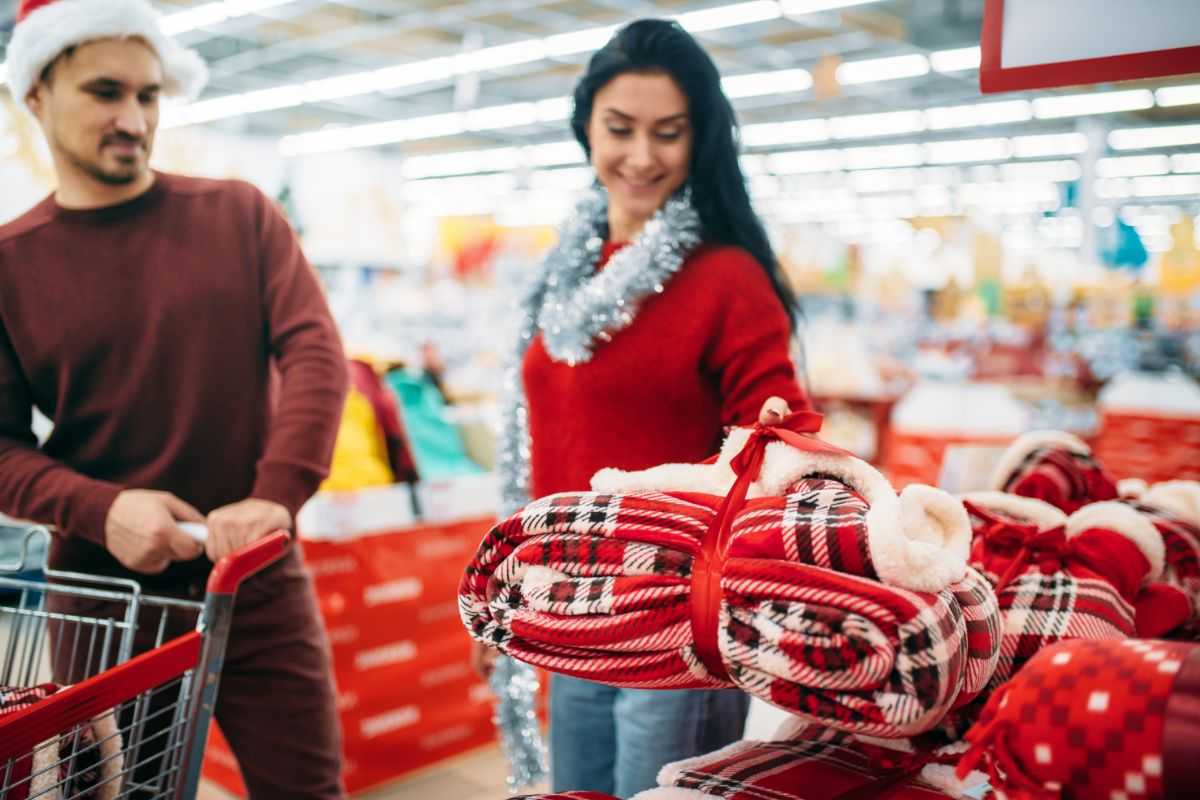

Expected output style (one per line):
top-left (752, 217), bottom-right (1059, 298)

top-left (0, 172), bottom-right (347, 584)
top-left (525, 241), bottom-right (808, 499)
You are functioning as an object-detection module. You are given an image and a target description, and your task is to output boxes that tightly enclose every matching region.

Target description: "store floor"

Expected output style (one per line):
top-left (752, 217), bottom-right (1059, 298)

top-left (198, 744), bottom-right (542, 800)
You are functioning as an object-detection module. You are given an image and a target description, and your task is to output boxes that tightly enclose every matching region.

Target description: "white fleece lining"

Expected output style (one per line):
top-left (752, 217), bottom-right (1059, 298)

top-left (1142, 481), bottom-right (1200, 528)
top-left (7, 0), bottom-right (208, 108)
top-left (92, 710), bottom-right (124, 800)
top-left (1067, 501), bottom-right (1164, 582)
top-left (31, 736), bottom-right (59, 799)
top-left (593, 427), bottom-right (969, 592)
top-left (959, 491), bottom-right (1068, 530)
top-left (1118, 478), bottom-right (1149, 500)
top-left (987, 430), bottom-right (1092, 492)
top-left (631, 789), bottom-right (710, 799)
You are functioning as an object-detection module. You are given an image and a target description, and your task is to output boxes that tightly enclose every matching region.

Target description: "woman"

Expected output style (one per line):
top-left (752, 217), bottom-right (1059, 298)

top-left (476, 18), bottom-right (809, 796)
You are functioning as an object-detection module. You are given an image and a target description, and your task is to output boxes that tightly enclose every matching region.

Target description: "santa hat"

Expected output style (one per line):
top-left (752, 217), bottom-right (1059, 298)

top-left (986, 429), bottom-right (1118, 513)
top-left (6, 0), bottom-right (208, 109)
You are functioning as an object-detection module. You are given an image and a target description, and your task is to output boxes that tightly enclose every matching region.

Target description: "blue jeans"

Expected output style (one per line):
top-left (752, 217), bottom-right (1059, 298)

top-left (549, 673), bottom-right (750, 796)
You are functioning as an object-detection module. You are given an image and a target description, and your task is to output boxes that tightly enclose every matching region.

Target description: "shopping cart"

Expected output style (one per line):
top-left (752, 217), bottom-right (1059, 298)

top-left (0, 525), bottom-right (289, 799)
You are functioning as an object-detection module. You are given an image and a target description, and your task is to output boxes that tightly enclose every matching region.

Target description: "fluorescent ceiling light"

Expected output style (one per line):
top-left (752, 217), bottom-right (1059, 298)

top-left (1132, 175), bottom-right (1200, 198)
top-left (722, 69), bottom-right (812, 100)
top-left (1010, 132), bottom-right (1089, 158)
top-left (159, 0), bottom-right (299, 36)
top-left (280, 111), bottom-right (466, 156)
top-left (930, 46), bottom-right (981, 73)
top-left (535, 97), bottom-right (572, 123)
top-left (525, 141), bottom-right (586, 167)
top-left (781, 1), bottom-right (887, 14)
top-left (678, 1), bottom-right (781, 32)
top-left (1110, 124), bottom-right (1200, 150)
top-left (1156, 84), bottom-right (1200, 107)
top-left (767, 149), bottom-right (843, 174)
top-left (465, 102), bottom-right (538, 131)
top-left (830, 110), bottom-right (925, 139)
top-left (841, 143), bottom-right (925, 170)
top-left (543, 26), bottom-right (617, 57)
top-left (742, 119), bottom-right (830, 148)
top-left (1171, 153), bottom-right (1200, 173)
top-left (386, 140), bottom-right (585, 179)
top-left (402, 147), bottom-right (520, 180)
top-left (924, 137), bottom-right (1011, 164)
top-left (1096, 155), bottom-right (1171, 178)
top-left (848, 168), bottom-right (921, 193)
top-left (1032, 89), bottom-right (1154, 119)
top-left (925, 99), bottom-right (1032, 130)
top-left (1001, 160), bottom-right (1082, 183)
top-left (456, 41), bottom-right (546, 74)
top-left (836, 54), bottom-right (930, 85)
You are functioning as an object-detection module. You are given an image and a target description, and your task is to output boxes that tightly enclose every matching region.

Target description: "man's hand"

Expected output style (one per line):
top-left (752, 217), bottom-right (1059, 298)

top-left (104, 490), bottom-right (206, 574)
top-left (758, 396), bottom-right (791, 425)
top-left (205, 498), bottom-right (292, 562)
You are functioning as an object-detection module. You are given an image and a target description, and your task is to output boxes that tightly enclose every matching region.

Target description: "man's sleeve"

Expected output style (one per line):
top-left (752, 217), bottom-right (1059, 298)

top-left (248, 189), bottom-right (349, 519)
top-left (0, 321), bottom-right (122, 545)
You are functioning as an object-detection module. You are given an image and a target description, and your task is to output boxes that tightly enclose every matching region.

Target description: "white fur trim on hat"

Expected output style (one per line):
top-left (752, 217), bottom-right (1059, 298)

top-left (1066, 501), bottom-right (1164, 582)
top-left (959, 491), bottom-right (1068, 530)
top-left (1118, 478), bottom-right (1149, 500)
top-left (593, 427), bottom-right (970, 592)
top-left (6, 0), bottom-right (208, 109)
top-left (1141, 480), bottom-right (1200, 528)
top-left (987, 430), bottom-right (1092, 491)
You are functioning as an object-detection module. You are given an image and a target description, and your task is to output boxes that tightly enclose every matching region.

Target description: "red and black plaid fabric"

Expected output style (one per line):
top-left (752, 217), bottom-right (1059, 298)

top-left (634, 725), bottom-right (963, 800)
top-left (461, 481), bottom-right (1001, 738)
top-left (994, 443), bottom-right (1118, 514)
top-left (963, 498), bottom-right (1145, 691)
top-left (958, 638), bottom-right (1200, 800)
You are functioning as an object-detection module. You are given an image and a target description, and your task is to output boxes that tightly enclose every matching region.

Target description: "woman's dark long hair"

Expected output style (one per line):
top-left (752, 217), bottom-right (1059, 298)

top-left (570, 18), bottom-right (800, 328)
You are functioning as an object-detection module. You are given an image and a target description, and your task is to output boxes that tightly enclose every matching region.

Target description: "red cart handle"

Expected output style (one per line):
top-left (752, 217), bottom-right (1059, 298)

top-left (206, 530), bottom-right (290, 595)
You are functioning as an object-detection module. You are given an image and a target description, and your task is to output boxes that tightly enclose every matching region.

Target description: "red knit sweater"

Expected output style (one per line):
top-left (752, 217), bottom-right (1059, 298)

top-left (0, 172), bottom-right (347, 584)
top-left (524, 242), bottom-right (808, 499)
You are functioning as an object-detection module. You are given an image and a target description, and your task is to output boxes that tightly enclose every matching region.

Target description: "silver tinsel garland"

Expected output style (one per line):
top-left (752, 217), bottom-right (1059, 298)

top-left (489, 654), bottom-right (548, 792)
top-left (490, 184), bottom-right (702, 789)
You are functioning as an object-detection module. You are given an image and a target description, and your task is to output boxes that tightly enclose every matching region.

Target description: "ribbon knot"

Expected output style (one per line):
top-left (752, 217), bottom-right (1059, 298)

top-left (964, 501), bottom-right (1067, 594)
top-left (690, 412), bottom-right (852, 682)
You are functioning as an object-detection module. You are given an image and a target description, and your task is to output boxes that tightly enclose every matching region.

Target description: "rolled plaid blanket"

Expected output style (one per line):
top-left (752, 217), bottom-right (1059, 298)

top-left (957, 638), bottom-right (1200, 799)
top-left (987, 431), bottom-right (1118, 514)
top-left (626, 720), bottom-right (975, 800)
top-left (960, 492), bottom-right (1173, 689)
top-left (462, 415), bottom-right (1001, 738)
top-left (0, 684), bottom-right (122, 800)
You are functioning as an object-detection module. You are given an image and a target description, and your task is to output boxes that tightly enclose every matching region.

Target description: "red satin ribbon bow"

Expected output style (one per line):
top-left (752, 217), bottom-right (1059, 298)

top-left (690, 411), bottom-right (853, 681)
top-left (963, 500), bottom-right (1068, 595)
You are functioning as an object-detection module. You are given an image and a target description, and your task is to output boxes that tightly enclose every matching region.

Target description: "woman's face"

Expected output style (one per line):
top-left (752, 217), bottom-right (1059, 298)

top-left (587, 71), bottom-right (692, 239)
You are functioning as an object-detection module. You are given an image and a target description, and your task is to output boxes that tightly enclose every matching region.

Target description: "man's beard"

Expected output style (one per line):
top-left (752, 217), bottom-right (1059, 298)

top-left (57, 131), bottom-right (148, 186)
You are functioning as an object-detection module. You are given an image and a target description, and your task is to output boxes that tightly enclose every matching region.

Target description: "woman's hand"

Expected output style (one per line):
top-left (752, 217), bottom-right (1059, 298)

top-left (471, 638), bottom-right (500, 680)
top-left (758, 396), bottom-right (790, 425)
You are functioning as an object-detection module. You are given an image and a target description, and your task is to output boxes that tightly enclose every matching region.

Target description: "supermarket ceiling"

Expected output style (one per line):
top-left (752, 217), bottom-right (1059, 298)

top-left (1, 0), bottom-right (1198, 162)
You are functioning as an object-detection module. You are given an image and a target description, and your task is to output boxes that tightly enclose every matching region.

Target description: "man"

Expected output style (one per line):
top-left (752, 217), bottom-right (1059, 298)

top-left (0, 0), bottom-right (348, 796)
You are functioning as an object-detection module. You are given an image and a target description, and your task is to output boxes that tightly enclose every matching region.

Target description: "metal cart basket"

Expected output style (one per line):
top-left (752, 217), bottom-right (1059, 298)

top-left (0, 525), bottom-right (288, 799)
